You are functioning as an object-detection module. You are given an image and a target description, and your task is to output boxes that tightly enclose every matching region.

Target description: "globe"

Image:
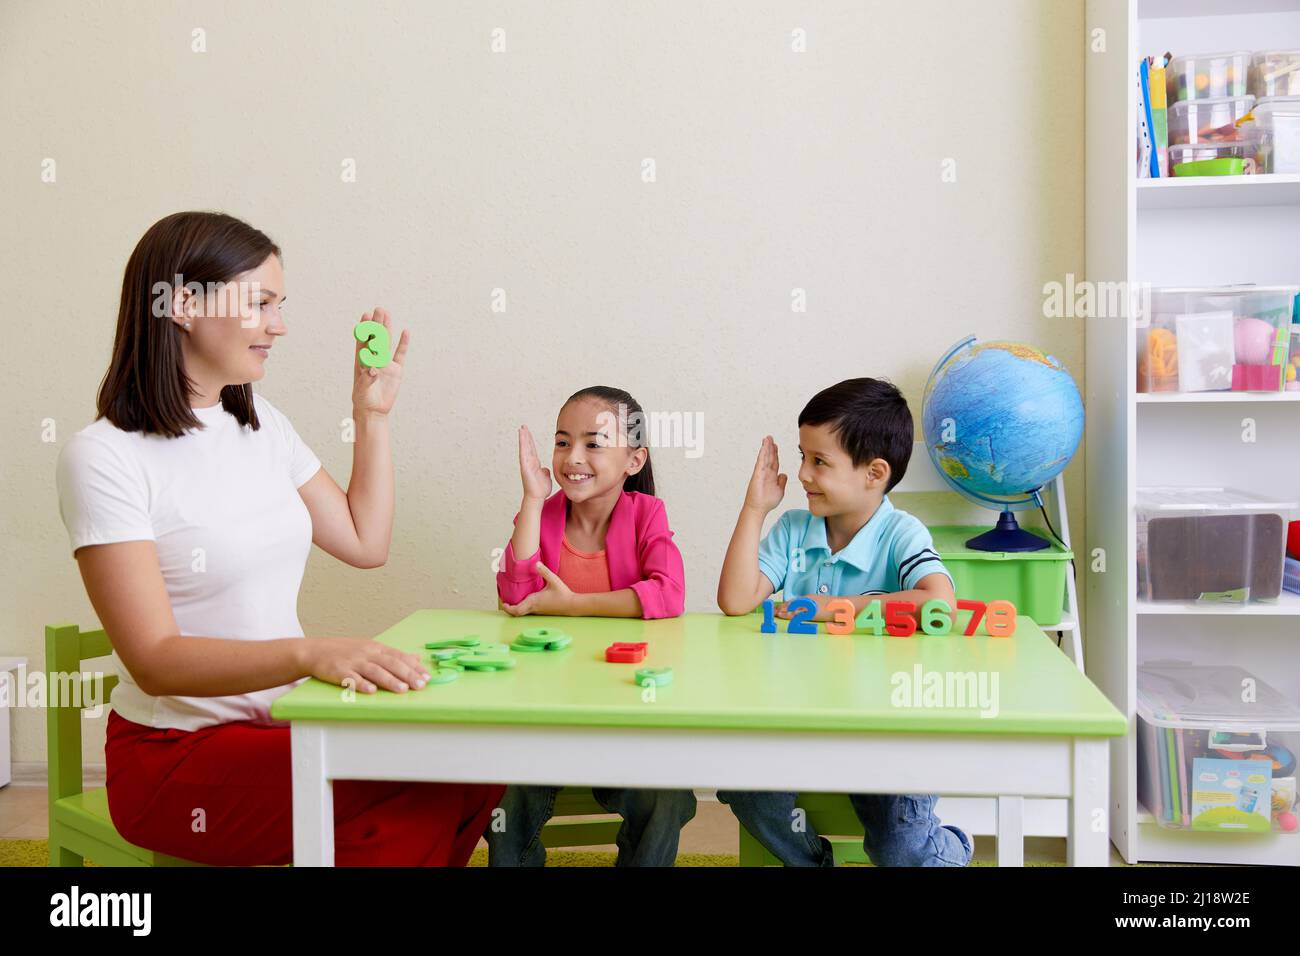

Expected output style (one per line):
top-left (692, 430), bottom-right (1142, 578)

top-left (921, 335), bottom-right (1084, 552)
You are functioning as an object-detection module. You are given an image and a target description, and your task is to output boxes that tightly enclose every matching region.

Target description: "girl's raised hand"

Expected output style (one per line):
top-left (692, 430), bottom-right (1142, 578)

top-left (352, 307), bottom-right (410, 416)
top-left (743, 435), bottom-right (787, 514)
top-left (518, 425), bottom-right (553, 503)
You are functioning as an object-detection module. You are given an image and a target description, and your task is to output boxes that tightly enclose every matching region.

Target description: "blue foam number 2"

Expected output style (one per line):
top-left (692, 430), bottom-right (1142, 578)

top-left (784, 598), bottom-right (818, 634)
top-left (354, 320), bottom-right (391, 368)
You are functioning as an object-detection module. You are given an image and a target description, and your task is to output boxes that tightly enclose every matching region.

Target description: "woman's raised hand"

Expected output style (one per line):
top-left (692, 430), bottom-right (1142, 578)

top-left (352, 307), bottom-right (410, 416)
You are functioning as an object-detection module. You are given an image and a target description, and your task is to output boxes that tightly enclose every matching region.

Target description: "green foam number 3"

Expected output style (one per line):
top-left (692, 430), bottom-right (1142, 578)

top-left (354, 320), bottom-right (391, 368)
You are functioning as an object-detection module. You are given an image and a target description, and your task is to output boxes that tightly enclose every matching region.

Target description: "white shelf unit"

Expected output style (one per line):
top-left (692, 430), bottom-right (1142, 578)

top-left (1087, 0), bottom-right (1300, 866)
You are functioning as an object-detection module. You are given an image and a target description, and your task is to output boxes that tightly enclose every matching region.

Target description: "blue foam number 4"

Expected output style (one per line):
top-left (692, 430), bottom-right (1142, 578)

top-left (784, 598), bottom-right (819, 634)
top-left (354, 320), bottom-right (392, 368)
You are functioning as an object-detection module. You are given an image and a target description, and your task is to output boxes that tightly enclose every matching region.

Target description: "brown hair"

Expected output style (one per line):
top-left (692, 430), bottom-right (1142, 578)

top-left (96, 211), bottom-right (281, 437)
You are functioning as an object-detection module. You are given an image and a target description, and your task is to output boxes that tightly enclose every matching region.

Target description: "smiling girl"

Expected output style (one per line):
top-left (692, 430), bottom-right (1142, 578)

top-left (488, 386), bottom-right (693, 866)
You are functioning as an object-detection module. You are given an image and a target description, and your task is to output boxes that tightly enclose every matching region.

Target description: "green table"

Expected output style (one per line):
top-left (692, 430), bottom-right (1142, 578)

top-left (273, 609), bottom-right (1125, 866)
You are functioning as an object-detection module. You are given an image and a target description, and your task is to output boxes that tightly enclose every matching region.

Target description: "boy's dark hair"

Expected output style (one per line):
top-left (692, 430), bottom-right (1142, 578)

top-left (798, 378), bottom-right (913, 492)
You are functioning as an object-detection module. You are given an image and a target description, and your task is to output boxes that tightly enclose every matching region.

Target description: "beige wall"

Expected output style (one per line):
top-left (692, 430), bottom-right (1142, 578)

top-left (0, 0), bottom-right (1085, 765)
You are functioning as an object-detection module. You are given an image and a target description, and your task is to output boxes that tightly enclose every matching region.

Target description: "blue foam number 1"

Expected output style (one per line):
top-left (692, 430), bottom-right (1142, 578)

top-left (354, 320), bottom-right (391, 368)
top-left (785, 598), bottom-right (818, 634)
top-left (760, 600), bottom-right (777, 633)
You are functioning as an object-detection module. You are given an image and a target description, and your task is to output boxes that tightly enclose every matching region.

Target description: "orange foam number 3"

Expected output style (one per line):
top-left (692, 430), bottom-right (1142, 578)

top-left (825, 598), bottom-right (856, 635)
top-left (354, 320), bottom-right (391, 368)
top-left (985, 599), bottom-right (1017, 637)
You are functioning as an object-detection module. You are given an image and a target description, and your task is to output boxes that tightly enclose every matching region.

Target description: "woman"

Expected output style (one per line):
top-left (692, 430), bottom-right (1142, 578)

top-left (55, 211), bottom-right (501, 866)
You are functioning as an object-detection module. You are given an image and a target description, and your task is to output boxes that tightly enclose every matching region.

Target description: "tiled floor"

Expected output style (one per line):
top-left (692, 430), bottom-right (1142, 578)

top-left (3, 783), bottom-right (1121, 864)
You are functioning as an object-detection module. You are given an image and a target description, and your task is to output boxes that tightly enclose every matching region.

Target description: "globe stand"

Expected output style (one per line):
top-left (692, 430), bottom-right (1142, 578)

top-left (965, 510), bottom-right (1050, 553)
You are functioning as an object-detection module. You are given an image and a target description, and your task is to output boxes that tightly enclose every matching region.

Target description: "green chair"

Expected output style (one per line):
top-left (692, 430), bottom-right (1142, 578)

top-left (539, 788), bottom-right (624, 851)
top-left (45, 622), bottom-right (203, 867)
top-left (738, 793), bottom-right (872, 866)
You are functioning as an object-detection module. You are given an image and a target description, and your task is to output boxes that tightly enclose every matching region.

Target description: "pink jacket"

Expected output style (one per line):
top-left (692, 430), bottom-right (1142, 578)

top-left (496, 490), bottom-right (685, 619)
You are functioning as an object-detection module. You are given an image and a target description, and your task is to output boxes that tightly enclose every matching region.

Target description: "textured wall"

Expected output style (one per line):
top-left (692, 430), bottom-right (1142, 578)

top-left (0, 0), bottom-right (1085, 764)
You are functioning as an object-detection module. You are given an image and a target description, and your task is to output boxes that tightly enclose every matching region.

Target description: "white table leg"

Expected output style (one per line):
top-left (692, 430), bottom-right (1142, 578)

top-left (291, 723), bottom-right (334, 866)
top-left (996, 795), bottom-right (1024, 867)
top-left (1069, 737), bottom-right (1109, 867)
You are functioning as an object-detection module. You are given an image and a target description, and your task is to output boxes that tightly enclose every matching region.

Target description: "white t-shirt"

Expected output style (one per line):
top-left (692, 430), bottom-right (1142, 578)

top-left (55, 393), bottom-right (322, 731)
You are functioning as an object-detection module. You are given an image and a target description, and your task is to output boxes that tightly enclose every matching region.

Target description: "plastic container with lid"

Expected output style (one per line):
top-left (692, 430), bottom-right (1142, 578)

top-left (1136, 487), bottom-right (1296, 603)
top-left (1169, 138), bottom-right (1262, 176)
top-left (1167, 51), bottom-right (1250, 102)
top-left (1168, 95), bottom-right (1256, 145)
top-left (1249, 96), bottom-right (1300, 173)
top-left (1287, 324), bottom-right (1300, 392)
top-left (1250, 50), bottom-right (1300, 98)
top-left (1137, 287), bottom-right (1297, 394)
top-left (1137, 662), bottom-right (1300, 832)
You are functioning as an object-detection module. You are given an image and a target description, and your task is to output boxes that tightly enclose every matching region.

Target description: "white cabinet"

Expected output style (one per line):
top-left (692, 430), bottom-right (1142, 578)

top-left (1086, 0), bottom-right (1300, 865)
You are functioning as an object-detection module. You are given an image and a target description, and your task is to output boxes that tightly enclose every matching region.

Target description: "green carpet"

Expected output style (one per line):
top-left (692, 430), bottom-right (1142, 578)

top-left (2, 838), bottom-right (1070, 866)
top-left (0, 840), bottom-right (738, 867)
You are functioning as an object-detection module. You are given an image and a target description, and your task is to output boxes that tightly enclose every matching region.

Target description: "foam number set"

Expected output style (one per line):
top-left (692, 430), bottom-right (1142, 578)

top-left (760, 597), bottom-right (1018, 637)
top-left (353, 320), bottom-right (392, 368)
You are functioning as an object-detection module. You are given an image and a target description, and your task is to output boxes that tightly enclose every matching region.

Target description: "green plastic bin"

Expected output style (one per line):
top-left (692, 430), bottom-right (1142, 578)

top-left (929, 526), bottom-right (1072, 627)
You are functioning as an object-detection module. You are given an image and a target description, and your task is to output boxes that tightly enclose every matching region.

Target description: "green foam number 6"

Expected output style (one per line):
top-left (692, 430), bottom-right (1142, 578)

top-left (354, 320), bottom-right (391, 368)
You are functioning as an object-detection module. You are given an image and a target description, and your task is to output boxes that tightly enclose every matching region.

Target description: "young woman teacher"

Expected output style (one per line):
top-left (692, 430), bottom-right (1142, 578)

top-left (56, 211), bottom-right (502, 865)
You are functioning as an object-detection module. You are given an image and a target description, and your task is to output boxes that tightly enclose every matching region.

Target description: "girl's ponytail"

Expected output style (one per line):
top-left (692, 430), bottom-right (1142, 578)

top-left (565, 385), bottom-right (655, 497)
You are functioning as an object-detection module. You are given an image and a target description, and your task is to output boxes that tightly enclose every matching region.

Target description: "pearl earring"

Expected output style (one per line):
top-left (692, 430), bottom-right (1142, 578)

top-left (184, 322), bottom-right (192, 329)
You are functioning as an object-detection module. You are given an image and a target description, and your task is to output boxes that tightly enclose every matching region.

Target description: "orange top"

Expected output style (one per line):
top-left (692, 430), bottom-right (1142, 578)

top-left (558, 534), bottom-right (612, 593)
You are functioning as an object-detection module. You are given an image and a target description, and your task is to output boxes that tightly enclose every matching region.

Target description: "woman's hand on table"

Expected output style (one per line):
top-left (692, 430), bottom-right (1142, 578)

top-left (301, 637), bottom-right (431, 694)
top-left (501, 563), bottom-right (576, 616)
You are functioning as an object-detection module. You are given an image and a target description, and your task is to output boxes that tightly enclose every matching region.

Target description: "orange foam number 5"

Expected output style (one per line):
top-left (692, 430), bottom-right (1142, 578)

top-left (825, 598), bottom-right (856, 635)
top-left (985, 599), bottom-right (1017, 637)
top-left (354, 320), bottom-right (391, 368)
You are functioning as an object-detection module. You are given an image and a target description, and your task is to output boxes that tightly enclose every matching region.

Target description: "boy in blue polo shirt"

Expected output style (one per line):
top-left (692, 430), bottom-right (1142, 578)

top-left (716, 377), bottom-right (973, 867)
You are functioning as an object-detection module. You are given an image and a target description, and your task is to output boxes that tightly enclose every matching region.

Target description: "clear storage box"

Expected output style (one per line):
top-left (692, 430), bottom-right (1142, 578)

top-left (1250, 96), bottom-right (1300, 173)
top-left (1168, 51), bottom-right (1251, 101)
top-left (1137, 287), bottom-right (1297, 394)
top-left (1136, 487), bottom-right (1296, 604)
top-left (1250, 50), bottom-right (1300, 98)
top-left (1138, 662), bottom-right (1300, 833)
top-left (1169, 138), bottom-right (1263, 176)
top-left (1168, 95), bottom-right (1256, 145)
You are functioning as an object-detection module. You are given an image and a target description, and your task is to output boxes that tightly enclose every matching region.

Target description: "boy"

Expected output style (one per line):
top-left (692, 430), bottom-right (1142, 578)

top-left (716, 377), bottom-right (973, 867)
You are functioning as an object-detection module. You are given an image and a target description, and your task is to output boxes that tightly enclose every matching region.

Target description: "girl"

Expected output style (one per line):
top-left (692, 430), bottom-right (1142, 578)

top-left (489, 386), bottom-right (693, 866)
top-left (55, 211), bottom-right (502, 866)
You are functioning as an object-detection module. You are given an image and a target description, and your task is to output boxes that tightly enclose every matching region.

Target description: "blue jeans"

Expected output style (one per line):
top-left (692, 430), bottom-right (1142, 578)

top-left (484, 785), bottom-right (697, 866)
top-left (717, 790), bottom-right (972, 867)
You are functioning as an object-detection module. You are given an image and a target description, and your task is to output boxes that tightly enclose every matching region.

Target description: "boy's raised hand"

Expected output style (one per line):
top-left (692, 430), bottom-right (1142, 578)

top-left (518, 424), bottom-right (553, 502)
top-left (743, 435), bottom-right (787, 514)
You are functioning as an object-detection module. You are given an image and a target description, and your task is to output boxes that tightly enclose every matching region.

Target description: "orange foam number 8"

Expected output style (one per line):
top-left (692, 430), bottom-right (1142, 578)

top-left (985, 599), bottom-right (1017, 637)
top-left (825, 598), bottom-right (856, 635)
top-left (354, 320), bottom-right (391, 368)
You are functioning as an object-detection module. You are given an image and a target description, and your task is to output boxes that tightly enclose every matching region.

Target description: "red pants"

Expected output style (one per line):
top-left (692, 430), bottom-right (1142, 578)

top-left (105, 711), bottom-right (503, 866)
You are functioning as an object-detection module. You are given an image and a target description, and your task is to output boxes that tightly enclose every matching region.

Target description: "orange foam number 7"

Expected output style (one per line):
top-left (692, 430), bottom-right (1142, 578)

top-left (354, 320), bottom-right (391, 368)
